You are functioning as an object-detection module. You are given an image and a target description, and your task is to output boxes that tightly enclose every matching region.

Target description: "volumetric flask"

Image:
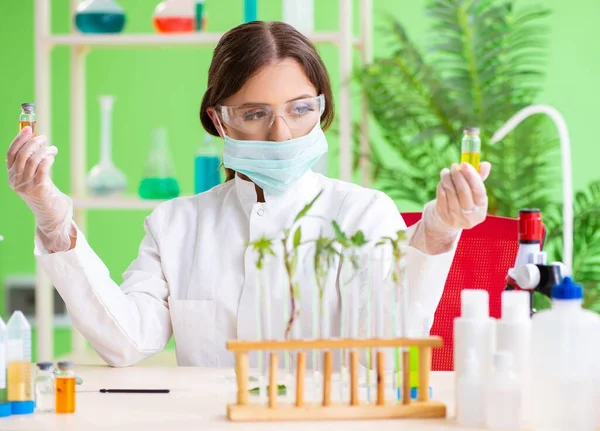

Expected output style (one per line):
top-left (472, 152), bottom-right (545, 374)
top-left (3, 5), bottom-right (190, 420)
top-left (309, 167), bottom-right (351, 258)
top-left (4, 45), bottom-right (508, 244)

top-left (75, 0), bottom-right (126, 34)
top-left (138, 128), bottom-right (180, 200)
top-left (86, 95), bottom-right (127, 196)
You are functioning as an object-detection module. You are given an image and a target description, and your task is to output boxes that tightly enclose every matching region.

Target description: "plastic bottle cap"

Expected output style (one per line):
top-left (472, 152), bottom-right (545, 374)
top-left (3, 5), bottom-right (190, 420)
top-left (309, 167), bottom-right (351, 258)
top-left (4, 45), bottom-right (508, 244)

top-left (11, 401), bottom-right (34, 415)
top-left (501, 290), bottom-right (530, 321)
top-left (551, 276), bottom-right (583, 300)
top-left (461, 289), bottom-right (489, 319)
top-left (493, 351), bottom-right (514, 372)
top-left (0, 402), bottom-right (11, 417)
top-left (514, 264), bottom-right (540, 290)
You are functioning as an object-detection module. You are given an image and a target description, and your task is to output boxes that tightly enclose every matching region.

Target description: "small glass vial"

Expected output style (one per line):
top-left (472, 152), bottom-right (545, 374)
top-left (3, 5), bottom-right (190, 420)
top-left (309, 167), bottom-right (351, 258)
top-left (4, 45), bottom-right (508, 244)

top-left (461, 127), bottom-right (481, 172)
top-left (55, 361), bottom-right (76, 414)
top-left (35, 362), bottom-right (55, 412)
top-left (19, 103), bottom-right (36, 135)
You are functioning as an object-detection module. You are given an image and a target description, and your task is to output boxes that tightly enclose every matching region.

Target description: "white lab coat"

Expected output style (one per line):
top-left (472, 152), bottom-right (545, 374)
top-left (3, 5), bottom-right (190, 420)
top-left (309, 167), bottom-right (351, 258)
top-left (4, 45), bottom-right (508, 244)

top-left (35, 171), bottom-right (458, 367)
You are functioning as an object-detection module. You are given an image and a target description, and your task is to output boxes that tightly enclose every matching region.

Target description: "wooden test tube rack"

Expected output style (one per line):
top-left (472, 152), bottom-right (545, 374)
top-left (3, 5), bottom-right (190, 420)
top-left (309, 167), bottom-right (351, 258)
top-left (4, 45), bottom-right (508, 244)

top-left (226, 337), bottom-right (446, 421)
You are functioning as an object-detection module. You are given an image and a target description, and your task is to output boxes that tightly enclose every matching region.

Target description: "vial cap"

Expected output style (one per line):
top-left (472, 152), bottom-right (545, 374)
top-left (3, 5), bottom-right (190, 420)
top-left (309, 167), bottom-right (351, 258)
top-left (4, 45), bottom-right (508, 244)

top-left (36, 361), bottom-right (53, 371)
top-left (464, 127), bottom-right (480, 134)
top-left (461, 289), bottom-right (489, 319)
top-left (57, 360), bottom-right (73, 370)
top-left (501, 290), bottom-right (530, 321)
top-left (21, 103), bottom-right (35, 112)
top-left (493, 350), bottom-right (514, 372)
top-left (551, 276), bottom-right (583, 300)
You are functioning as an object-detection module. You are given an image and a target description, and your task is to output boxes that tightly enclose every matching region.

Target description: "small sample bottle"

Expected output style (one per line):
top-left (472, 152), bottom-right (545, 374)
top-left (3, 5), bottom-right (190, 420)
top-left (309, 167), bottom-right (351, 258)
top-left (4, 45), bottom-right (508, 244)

top-left (6, 311), bottom-right (34, 415)
top-left (138, 128), bottom-right (180, 200)
top-left (153, 0), bottom-right (195, 33)
top-left (0, 317), bottom-right (10, 418)
top-left (19, 103), bottom-right (36, 135)
top-left (195, 0), bottom-right (204, 31)
top-left (456, 349), bottom-right (485, 428)
top-left (485, 351), bottom-right (521, 430)
top-left (194, 134), bottom-right (221, 194)
top-left (244, 0), bottom-right (257, 22)
top-left (74, 0), bottom-right (126, 34)
top-left (453, 289), bottom-right (495, 418)
top-left (35, 362), bottom-right (55, 413)
top-left (55, 361), bottom-right (76, 414)
top-left (461, 127), bottom-right (481, 172)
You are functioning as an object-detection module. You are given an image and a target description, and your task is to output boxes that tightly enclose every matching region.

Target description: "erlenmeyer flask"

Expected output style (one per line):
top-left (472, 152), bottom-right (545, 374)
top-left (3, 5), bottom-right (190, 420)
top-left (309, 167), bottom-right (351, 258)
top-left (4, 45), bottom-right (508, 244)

top-left (75, 0), bottom-right (126, 34)
top-left (138, 128), bottom-right (180, 200)
top-left (86, 96), bottom-right (127, 196)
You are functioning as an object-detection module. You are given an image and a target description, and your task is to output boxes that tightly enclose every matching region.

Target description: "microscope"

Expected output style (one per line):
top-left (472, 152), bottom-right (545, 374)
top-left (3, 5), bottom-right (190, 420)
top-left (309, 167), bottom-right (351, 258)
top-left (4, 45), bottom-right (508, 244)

top-left (504, 209), bottom-right (566, 314)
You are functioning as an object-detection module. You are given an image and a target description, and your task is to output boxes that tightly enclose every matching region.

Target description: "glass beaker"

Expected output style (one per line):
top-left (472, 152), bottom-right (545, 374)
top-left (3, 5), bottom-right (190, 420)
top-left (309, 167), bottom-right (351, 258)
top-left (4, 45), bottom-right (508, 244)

top-left (74, 0), bottom-right (126, 34)
top-left (86, 96), bottom-right (128, 196)
top-left (194, 134), bottom-right (221, 194)
top-left (153, 0), bottom-right (195, 33)
top-left (138, 128), bottom-right (180, 200)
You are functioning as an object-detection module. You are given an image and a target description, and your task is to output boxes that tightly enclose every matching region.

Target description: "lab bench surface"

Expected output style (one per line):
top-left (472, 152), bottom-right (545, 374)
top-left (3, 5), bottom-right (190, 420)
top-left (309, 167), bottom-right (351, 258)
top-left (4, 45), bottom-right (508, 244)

top-left (0, 366), bottom-right (476, 430)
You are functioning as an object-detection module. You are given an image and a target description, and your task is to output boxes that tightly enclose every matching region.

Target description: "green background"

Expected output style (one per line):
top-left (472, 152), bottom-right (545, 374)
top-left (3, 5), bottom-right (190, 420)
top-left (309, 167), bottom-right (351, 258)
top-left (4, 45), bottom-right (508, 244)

top-left (0, 0), bottom-right (598, 360)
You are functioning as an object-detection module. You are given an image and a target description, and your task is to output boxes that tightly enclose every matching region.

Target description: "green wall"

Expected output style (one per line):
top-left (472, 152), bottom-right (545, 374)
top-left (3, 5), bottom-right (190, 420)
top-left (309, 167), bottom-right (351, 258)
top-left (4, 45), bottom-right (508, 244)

top-left (0, 0), bottom-right (599, 359)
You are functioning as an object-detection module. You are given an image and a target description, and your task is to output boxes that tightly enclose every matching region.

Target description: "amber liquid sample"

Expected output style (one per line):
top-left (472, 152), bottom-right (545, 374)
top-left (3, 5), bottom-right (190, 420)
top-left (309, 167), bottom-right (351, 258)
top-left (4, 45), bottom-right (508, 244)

top-left (7, 361), bottom-right (31, 401)
top-left (461, 151), bottom-right (481, 172)
top-left (55, 377), bottom-right (76, 413)
top-left (19, 121), bottom-right (36, 135)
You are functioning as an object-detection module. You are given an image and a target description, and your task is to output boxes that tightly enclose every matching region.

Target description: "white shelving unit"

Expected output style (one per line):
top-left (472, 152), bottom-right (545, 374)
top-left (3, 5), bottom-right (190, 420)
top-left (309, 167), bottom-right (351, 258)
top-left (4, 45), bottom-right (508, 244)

top-left (34, 0), bottom-right (373, 361)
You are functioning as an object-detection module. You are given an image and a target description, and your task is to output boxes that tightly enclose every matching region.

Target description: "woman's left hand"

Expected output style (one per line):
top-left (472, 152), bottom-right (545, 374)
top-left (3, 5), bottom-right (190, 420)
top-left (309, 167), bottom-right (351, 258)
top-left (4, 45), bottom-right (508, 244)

top-left (416, 161), bottom-right (491, 254)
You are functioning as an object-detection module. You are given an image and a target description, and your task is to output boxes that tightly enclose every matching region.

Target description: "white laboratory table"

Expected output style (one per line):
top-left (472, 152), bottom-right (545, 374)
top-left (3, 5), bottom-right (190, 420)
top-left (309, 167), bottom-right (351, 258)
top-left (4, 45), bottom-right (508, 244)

top-left (0, 362), bottom-right (480, 431)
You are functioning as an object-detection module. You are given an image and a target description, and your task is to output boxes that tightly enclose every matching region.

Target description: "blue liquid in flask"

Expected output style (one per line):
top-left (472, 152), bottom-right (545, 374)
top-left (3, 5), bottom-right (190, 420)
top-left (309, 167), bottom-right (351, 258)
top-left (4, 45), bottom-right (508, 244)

top-left (75, 12), bottom-right (125, 33)
top-left (194, 155), bottom-right (221, 194)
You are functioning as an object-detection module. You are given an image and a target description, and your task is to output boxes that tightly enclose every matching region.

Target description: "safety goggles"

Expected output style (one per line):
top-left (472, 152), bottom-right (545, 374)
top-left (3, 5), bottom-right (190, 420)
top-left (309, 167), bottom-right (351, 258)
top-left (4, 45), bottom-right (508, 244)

top-left (216, 94), bottom-right (325, 136)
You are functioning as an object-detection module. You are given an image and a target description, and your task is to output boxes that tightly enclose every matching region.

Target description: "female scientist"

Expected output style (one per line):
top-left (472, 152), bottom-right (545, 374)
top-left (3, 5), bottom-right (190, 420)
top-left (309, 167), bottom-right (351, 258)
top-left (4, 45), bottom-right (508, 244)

top-left (6, 21), bottom-right (490, 367)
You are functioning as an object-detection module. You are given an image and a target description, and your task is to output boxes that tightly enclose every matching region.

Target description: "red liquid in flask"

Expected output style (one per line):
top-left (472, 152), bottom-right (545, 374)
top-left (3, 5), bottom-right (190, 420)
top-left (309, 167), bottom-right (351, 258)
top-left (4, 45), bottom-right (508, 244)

top-left (153, 16), bottom-right (194, 33)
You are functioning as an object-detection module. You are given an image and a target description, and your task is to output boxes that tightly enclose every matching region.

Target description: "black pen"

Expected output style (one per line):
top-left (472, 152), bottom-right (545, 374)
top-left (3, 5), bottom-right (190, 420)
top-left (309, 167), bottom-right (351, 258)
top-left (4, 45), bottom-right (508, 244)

top-left (99, 389), bottom-right (170, 394)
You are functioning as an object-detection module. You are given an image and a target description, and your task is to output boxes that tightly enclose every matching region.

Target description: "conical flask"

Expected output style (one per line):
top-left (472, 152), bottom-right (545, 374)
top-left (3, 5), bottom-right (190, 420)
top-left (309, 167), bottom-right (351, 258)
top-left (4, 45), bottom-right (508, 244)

top-left (138, 128), bottom-right (180, 200)
top-left (86, 95), bottom-right (128, 196)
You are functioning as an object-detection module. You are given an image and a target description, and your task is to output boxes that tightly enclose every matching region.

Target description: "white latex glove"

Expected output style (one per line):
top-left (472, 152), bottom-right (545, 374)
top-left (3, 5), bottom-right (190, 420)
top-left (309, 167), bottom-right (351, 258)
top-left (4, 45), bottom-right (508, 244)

top-left (418, 161), bottom-right (491, 253)
top-left (6, 127), bottom-right (74, 252)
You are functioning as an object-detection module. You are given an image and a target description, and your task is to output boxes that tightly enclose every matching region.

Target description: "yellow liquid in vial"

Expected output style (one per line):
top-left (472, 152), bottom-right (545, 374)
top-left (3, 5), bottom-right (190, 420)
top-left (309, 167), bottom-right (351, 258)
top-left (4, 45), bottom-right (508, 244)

top-left (461, 152), bottom-right (481, 172)
top-left (7, 361), bottom-right (31, 401)
top-left (19, 121), bottom-right (36, 135)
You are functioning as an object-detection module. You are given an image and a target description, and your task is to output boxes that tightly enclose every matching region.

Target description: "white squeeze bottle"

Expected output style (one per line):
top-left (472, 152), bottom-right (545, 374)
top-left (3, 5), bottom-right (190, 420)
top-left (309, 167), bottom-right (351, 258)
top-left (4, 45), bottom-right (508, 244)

top-left (531, 277), bottom-right (600, 431)
top-left (485, 351), bottom-right (521, 430)
top-left (453, 289), bottom-right (495, 419)
top-left (497, 290), bottom-right (531, 425)
top-left (456, 349), bottom-right (485, 427)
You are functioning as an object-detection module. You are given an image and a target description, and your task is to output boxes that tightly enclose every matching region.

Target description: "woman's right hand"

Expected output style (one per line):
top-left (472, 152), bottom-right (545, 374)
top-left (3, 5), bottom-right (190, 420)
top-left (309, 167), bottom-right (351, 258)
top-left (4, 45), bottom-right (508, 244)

top-left (7, 127), bottom-right (75, 252)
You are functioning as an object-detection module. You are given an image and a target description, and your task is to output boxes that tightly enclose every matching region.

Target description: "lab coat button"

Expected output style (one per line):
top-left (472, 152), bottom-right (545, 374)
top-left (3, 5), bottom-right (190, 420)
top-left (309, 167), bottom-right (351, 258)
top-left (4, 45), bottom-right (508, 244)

top-left (257, 209), bottom-right (265, 216)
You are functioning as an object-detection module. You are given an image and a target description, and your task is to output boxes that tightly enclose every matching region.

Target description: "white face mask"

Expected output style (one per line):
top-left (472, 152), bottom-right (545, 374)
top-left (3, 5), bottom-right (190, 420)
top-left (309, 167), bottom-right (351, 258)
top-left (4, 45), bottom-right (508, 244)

top-left (221, 122), bottom-right (328, 195)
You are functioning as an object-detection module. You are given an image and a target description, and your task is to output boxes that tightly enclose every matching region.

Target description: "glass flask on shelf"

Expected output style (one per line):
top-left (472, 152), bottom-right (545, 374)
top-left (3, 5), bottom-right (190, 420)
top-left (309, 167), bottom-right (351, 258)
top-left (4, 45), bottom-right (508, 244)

top-left (74, 0), bottom-right (126, 34)
top-left (86, 96), bottom-right (128, 196)
top-left (153, 0), bottom-right (195, 33)
top-left (194, 134), bottom-right (221, 194)
top-left (138, 128), bottom-right (180, 200)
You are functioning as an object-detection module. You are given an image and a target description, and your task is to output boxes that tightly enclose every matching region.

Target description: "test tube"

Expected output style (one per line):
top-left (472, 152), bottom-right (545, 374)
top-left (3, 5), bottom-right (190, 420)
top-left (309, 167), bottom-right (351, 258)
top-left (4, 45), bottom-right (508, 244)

top-left (19, 103), bottom-right (36, 135)
top-left (461, 127), bottom-right (481, 172)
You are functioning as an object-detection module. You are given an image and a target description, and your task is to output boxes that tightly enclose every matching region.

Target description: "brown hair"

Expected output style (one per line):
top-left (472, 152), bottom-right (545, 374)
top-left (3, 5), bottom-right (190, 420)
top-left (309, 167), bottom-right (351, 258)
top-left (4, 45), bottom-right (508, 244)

top-left (200, 21), bottom-right (335, 181)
